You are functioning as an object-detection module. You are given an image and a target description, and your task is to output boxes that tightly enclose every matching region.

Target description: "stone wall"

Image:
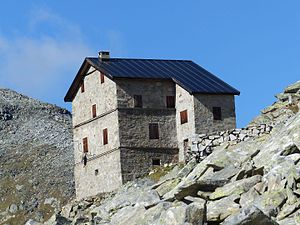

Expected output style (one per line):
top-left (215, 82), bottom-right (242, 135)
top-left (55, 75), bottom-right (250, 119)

top-left (193, 94), bottom-right (236, 134)
top-left (72, 66), bottom-right (118, 126)
top-left (73, 111), bottom-right (120, 164)
top-left (175, 84), bottom-right (195, 161)
top-left (120, 147), bottom-right (178, 183)
top-left (186, 124), bottom-right (273, 162)
top-left (118, 108), bottom-right (177, 149)
top-left (74, 149), bottom-right (122, 200)
top-left (116, 79), bottom-right (175, 109)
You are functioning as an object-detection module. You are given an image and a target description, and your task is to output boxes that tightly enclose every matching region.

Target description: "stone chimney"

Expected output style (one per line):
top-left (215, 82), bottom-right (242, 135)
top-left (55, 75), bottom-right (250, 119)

top-left (98, 51), bottom-right (110, 60)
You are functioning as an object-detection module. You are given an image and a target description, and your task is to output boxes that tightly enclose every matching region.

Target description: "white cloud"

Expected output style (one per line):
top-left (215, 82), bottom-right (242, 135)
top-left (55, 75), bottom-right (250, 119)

top-left (0, 8), bottom-right (92, 105)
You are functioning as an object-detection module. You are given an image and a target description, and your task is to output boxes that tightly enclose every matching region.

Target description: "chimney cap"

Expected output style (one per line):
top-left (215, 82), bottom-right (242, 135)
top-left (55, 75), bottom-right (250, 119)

top-left (98, 51), bottom-right (110, 60)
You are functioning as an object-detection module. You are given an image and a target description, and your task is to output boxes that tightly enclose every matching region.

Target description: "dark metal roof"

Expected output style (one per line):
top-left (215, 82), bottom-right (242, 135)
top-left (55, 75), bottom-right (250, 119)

top-left (64, 57), bottom-right (240, 102)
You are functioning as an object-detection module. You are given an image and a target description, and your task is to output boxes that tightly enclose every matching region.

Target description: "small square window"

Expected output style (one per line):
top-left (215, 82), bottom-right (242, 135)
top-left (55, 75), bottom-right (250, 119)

top-left (180, 110), bottom-right (188, 124)
top-left (149, 123), bottom-right (159, 139)
top-left (152, 159), bottom-right (161, 166)
top-left (134, 95), bottom-right (143, 108)
top-left (95, 169), bottom-right (99, 176)
top-left (213, 107), bottom-right (222, 120)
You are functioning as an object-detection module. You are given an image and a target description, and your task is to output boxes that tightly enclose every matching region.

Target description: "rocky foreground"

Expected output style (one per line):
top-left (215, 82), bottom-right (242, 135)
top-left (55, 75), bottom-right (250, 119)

top-left (0, 89), bottom-right (75, 225)
top-left (26, 81), bottom-right (300, 225)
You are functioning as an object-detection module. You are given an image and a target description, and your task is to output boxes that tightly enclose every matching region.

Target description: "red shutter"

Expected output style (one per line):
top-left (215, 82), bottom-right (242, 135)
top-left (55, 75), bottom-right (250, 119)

top-left (92, 104), bottom-right (97, 118)
top-left (166, 96), bottom-right (175, 108)
top-left (100, 73), bottom-right (105, 84)
top-left (83, 137), bottom-right (88, 153)
top-left (103, 128), bottom-right (108, 145)
top-left (180, 110), bottom-right (188, 124)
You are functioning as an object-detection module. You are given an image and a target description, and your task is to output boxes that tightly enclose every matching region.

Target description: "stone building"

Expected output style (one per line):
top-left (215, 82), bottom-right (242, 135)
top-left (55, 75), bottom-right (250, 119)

top-left (64, 51), bottom-right (240, 199)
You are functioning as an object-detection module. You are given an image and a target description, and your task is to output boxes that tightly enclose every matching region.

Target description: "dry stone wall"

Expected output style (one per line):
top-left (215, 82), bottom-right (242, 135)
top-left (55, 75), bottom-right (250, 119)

top-left (187, 124), bottom-right (273, 162)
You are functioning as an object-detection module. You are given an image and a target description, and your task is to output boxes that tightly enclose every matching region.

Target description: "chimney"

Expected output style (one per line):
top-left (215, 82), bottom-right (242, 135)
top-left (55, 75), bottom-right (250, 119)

top-left (98, 51), bottom-right (110, 60)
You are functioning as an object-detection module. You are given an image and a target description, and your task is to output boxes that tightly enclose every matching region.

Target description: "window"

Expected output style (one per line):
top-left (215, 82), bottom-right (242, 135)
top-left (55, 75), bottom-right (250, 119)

top-left (83, 137), bottom-right (88, 153)
top-left (103, 128), bottom-right (108, 145)
top-left (134, 95), bottom-right (143, 108)
top-left (152, 159), bottom-right (161, 166)
top-left (180, 110), bottom-right (188, 124)
top-left (92, 104), bottom-right (97, 118)
top-left (81, 81), bottom-right (85, 93)
top-left (166, 96), bottom-right (175, 108)
top-left (100, 73), bottom-right (105, 84)
top-left (213, 107), bottom-right (222, 120)
top-left (95, 169), bottom-right (99, 176)
top-left (149, 123), bottom-right (159, 139)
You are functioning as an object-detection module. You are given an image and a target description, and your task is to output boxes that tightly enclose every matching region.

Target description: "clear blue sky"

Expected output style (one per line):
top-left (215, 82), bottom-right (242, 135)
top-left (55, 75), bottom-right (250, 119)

top-left (0, 1), bottom-right (299, 127)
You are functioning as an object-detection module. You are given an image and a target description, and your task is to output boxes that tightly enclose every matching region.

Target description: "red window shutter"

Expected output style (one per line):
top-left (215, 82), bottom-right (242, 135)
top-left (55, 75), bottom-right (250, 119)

top-left (83, 137), bottom-right (88, 153)
top-left (100, 73), bottom-right (105, 84)
top-left (149, 123), bottom-right (159, 139)
top-left (134, 95), bottom-right (143, 108)
top-left (92, 104), bottom-right (97, 118)
top-left (103, 128), bottom-right (108, 145)
top-left (81, 82), bottom-right (85, 93)
top-left (166, 96), bottom-right (175, 108)
top-left (180, 110), bottom-right (188, 124)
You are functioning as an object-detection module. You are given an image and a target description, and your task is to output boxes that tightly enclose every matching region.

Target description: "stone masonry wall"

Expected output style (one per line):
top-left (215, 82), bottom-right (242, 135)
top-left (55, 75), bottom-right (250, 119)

top-left (187, 124), bottom-right (273, 162)
top-left (176, 84), bottom-right (195, 162)
top-left (74, 149), bottom-right (122, 200)
top-left (73, 111), bottom-right (120, 164)
top-left (116, 79), bottom-right (175, 109)
top-left (120, 148), bottom-right (178, 183)
top-left (118, 108), bottom-right (177, 149)
top-left (72, 66), bottom-right (118, 126)
top-left (193, 94), bottom-right (236, 134)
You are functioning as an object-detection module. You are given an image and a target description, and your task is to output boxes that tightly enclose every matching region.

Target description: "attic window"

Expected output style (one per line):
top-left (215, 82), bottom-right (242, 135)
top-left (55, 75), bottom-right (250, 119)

top-left (134, 95), bottom-right (143, 108)
top-left (81, 82), bottom-right (85, 93)
top-left (213, 107), bottom-right (222, 120)
top-left (166, 96), bottom-right (175, 108)
top-left (180, 110), bottom-right (188, 124)
top-left (100, 73), bottom-right (105, 84)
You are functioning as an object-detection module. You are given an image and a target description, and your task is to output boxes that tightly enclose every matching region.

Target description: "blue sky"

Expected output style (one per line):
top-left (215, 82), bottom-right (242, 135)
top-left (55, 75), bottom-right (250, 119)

top-left (0, 1), bottom-right (299, 127)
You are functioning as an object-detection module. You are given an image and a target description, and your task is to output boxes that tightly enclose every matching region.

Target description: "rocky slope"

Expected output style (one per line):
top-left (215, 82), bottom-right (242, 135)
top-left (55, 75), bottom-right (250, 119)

top-left (0, 89), bottom-right (75, 225)
top-left (31, 81), bottom-right (300, 225)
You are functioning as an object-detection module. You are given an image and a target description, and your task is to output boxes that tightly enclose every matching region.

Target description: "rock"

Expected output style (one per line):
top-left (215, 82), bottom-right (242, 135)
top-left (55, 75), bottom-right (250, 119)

top-left (277, 201), bottom-right (300, 221)
top-left (110, 205), bottom-right (146, 225)
top-left (285, 81), bottom-right (300, 93)
top-left (206, 195), bottom-right (240, 222)
top-left (43, 214), bottom-right (71, 225)
top-left (25, 219), bottom-right (42, 225)
top-left (210, 175), bottom-right (262, 200)
top-left (136, 189), bottom-right (160, 208)
top-left (240, 188), bottom-right (260, 208)
top-left (61, 203), bottom-right (73, 218)
top-left (8, 203), bottom-right (18, 214)
top-left (155, 178), bottom-right (181, 197)
top-left (253, 190), bottom-right (287, 217)
top-left (222, 205), bottom-right (278, 225)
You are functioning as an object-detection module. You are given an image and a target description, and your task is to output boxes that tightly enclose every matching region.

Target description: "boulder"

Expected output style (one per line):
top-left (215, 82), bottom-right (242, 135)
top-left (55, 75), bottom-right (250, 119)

top-left (210, 175), bottom-right (262, 200)
top-left (206, 194), bottom-right (240, 222)
top-left (222, 205), bottom-right (278, 225)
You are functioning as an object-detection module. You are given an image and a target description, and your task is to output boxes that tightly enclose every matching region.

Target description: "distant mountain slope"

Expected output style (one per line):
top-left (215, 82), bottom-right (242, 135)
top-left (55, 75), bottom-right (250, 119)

top-left (0, 89), bottom-right (74, 225)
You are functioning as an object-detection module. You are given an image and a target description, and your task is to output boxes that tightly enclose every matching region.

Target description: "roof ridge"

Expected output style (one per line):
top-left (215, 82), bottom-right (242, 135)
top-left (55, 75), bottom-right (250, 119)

top-left (86, 57), bottom-right (192, 62)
